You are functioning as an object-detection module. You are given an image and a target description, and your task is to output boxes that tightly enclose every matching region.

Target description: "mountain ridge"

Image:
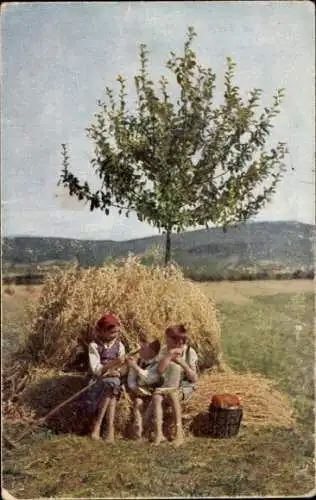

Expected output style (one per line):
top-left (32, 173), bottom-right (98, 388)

top-left (3, 219), bottom-right (310, 243)
top-left (2, 221), bottom-right (314, 270)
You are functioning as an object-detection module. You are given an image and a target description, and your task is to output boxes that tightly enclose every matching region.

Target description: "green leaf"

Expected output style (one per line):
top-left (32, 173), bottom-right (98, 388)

top-left (59, 26), bottom-right (288, 265)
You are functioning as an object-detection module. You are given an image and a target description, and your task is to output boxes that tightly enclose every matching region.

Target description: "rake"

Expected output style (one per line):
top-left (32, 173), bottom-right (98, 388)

top-left (5, 347), bottom-right (141, 448)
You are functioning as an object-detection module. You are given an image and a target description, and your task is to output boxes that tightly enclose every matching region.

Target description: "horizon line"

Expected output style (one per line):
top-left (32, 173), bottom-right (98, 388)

top-left (2, 219), bottom-right (313, 244)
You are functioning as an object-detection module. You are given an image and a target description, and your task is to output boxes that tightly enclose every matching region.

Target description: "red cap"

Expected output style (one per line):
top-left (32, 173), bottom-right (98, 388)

top-left (165, 324), bottom-right (187, 338)
top-left (96, 314), bottom-right (120, 332)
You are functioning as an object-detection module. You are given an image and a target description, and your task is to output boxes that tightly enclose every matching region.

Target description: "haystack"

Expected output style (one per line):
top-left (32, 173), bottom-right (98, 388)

top-left (3, 257), bottom-right (223, 435)
top-left (3, 369), bottom-right (295, 441)
top-left (183, 371), bottom-right (296, 435)
top-left (21, 257), bottom-right (223, 371)
top-left (3, 258), bottom-right (296, 439)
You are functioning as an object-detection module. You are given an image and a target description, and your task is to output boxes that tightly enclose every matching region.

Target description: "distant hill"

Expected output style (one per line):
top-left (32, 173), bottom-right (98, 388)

top-left (2, 221), bottom-right (314, 272)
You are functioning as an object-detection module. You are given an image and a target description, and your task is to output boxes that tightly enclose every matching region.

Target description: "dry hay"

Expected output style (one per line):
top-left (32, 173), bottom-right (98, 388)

top-left (3, 257), bottom-right (224, 437)
top-left (3, 368), bottom-right (132, 438)
top-left (183, 371), bottom-right (296, 435)
top-left (3, 258), bottom-right (295, 440)
top-left (21, 257), bottom-right (223, 371)
top-left (3, 368), bottom-right (295, 442)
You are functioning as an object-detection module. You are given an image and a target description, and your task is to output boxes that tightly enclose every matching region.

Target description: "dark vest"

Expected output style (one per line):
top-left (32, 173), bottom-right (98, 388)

top-left (97, 340), bottom-right (120, 365)
top-left (137, 359), bottom-right (150, 369)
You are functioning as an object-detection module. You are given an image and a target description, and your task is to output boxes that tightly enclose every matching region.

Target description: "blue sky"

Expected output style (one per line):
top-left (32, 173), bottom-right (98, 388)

top-left (1, 1), bottom-right (315, 240)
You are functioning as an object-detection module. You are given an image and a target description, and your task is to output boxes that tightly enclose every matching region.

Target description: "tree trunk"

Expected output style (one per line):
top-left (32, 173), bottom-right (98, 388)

top-left (164, 229), bottom-right (171, 266)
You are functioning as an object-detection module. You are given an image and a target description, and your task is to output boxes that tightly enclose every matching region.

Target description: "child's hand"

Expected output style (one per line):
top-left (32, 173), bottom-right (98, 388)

top-left (168, 347), bottom-right (183, 361)
top-left (173, 356), bottom-right (185, 367)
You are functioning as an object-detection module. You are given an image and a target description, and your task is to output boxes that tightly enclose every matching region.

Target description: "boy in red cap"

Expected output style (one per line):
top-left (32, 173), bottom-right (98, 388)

top-left (86, 314), bottom-right (126, 442)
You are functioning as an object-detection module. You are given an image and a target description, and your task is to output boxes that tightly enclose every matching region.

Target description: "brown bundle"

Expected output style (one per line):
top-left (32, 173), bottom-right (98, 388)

top-left (21, 258), bottom-right (223, 371)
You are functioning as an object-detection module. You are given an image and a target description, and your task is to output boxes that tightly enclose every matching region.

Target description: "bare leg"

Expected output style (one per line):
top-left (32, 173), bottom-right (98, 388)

top-left (104, 396), bottom-right (117, 442)
top-left (133, 397), bottom-right (144, 439)
top-left (152, 393), bottom-right (166, 445)
top-left (142, 399), bottom-right (153, 433)
top-left (169, 391), bottom-right (184, 446)
top-left (91, 396), bottom-right (110, 440)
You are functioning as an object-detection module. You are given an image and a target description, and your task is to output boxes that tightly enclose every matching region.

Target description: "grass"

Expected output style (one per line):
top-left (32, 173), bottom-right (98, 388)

top-left (216, 293), bottom-right (315, 427)
top-left (2, 285), bottom-right (41, 360)
top-left (3, 428), bottom-right (314, 498)
top-left (2, 280), bottom-right (315, 498)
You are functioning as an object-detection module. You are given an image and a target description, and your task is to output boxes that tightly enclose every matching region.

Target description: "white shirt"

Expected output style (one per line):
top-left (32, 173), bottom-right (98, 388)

top-left (154, 344), bottom-right (199, 389)
top-left (127, 358), bottom-right (161, 391)
top-left (88, 340), bottom-right (125, 377)
top-left (158, 344), bottom-right (198, 370)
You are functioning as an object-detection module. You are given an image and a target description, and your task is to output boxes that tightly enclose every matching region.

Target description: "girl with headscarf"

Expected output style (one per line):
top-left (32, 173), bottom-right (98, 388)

top-left (85, 314), bottom-right (126, 442)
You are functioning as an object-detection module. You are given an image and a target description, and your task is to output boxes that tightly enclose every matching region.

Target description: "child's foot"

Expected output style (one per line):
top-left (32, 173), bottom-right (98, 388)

top-left (134, 433), bottom-right (143, 441)
top-left (172, 424), bottom-right (185, 446)
top-left (103, 433), bottom-right (115, 443)
top-left (134, 436), bottom-right (145, 443)
top-left (90, 431), bottom-right (101, 441)
top-left (133, 425), bottom-right (143, 441)
top-left (172, 435), bottom-right (184, 447)
top-left (153, 434), bottom-right (167, 446)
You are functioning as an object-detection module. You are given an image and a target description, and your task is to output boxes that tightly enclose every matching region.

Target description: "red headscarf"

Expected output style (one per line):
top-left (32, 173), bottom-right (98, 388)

top-left (96, 314), bottom-right (120, 332)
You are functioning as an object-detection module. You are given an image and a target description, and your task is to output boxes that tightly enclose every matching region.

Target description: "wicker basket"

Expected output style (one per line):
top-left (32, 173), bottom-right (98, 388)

top-left (208, 394), bottom-right (243, 438)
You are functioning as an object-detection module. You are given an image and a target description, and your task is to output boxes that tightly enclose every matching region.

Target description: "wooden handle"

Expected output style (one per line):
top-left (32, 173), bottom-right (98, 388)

top-left (126, 347), bottom-right (141, 358)
top-left (9, 346), bottom-right (141, 447)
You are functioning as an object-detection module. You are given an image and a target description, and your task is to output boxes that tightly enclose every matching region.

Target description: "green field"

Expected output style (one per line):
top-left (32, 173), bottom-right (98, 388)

top-left (2, 281), bottom-right (315, 498)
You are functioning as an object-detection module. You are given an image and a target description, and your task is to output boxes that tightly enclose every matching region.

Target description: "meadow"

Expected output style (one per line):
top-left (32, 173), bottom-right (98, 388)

top-left (2, 280), bottom-right (315, 498)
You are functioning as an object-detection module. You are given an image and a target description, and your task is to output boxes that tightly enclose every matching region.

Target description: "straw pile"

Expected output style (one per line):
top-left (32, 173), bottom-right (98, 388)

top-left (3, 368), bottom-right (295, 440)
top-left (183, 371), bottom-right (296, 434)
top-left (3, 257), bottom-right (223, 434)
top-left (4, 369), bottom-right (132, 437)
top-left (21, 257), bottom-right (223, 371)
top-left (3, 257), bottom-right (295, 438)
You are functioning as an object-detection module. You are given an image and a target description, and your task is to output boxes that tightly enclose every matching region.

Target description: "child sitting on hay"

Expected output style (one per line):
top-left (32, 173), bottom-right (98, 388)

top-left (82, 314), bottom-right (126, 443)
top-left (152, 324), bottom-right (199, 446)
top-left (126, 338), bottom-right (163, 439)
top-left (158, 324), bottom-right (198, 400)
top-left (126, 325), bottom-right (198, 446)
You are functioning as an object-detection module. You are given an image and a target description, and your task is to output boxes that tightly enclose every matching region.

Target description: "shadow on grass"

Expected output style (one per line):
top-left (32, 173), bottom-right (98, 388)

top-left (189, 412), bottom-right (212, 437)
top-left (22, 375), bottom-right (131, 437)
top-left (20, 375), bottom-right (218, 440)
top-left (22, 375), bottom-right (93, 435)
